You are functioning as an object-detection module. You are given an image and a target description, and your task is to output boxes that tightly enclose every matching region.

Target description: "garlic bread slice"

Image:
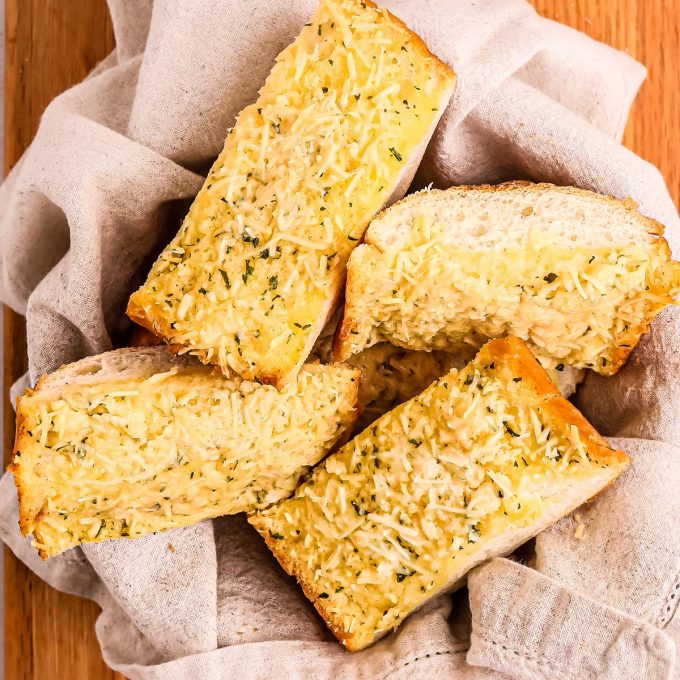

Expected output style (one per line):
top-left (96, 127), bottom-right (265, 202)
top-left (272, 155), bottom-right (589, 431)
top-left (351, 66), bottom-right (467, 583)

top-left (334, 182), bottom-right (680, 376)
top-left (128, 0), bottom-right (456, 389)
top-left (250, 336), bottom-right (628, 651)
top-left (12, 347), bottom-right (359, 558)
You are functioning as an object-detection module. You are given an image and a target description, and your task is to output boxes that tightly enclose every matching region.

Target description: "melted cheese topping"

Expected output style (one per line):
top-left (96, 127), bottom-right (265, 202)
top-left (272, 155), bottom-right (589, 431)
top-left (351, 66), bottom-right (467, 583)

top-left (14, 363), bottom-right (358, 558)
top-left (250, 340), bottom-right (626, 650)
top-left (128, 0), bottom-right (455, 387)
top-left (346, 343), bottom-right (467, 432)
top-left (311, 313), bottom-right (469, 433)
top-left (313, 328), bottom-right (579, 436)
top-left (341, 227), bottom-right (680, 374)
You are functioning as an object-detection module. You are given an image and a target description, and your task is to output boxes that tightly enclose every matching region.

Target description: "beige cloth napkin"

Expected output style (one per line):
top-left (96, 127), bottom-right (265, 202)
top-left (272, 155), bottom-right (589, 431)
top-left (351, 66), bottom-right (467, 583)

top-left (1, 1), bottom-right (679, 678)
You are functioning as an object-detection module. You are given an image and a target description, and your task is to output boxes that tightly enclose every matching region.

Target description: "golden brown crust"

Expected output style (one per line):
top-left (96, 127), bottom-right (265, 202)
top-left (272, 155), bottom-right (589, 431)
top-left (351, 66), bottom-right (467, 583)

top-left (128, 324), bottom-right (163, 348)
top-left (599, 236), bottom-right (678, 374)
top-left (485, 337), bottom-right (628, 467)
top-left (9, 400), bottom-right (31, 537)
top-left (125, 297), bottom-right (161, 341)
top-left (250, 524), bottom-right (358, 648)
top-left (11, 393), bottom-right (56, 559)
top-left (331, 290), bottom-right (353, 363)
top-left (602, 331), bottom-right (643, 375)
top-left (374, 0), bottom-right (456, 86)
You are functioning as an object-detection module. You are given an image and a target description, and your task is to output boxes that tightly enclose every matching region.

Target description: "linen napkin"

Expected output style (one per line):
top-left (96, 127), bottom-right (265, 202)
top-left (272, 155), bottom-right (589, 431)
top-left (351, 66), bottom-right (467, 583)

top-left (1, 1), bottom-right (678, 678)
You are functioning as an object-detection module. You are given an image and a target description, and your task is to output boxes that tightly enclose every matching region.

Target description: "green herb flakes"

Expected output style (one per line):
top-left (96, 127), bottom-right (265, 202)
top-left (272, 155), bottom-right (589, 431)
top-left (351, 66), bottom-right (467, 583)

top-left (219, 269), bottom-right (231, 289)
top-left (351, 500), bottom-right (367, 516)
top-left (504, 422), bottom-right (520, 437)
top-left (242, 260), bottom-right (254, 284)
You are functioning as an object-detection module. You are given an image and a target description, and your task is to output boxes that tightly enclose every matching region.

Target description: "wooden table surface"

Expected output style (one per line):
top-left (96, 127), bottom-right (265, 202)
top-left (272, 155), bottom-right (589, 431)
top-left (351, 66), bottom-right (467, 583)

top-left (3, 1), bottom-right (678, 678)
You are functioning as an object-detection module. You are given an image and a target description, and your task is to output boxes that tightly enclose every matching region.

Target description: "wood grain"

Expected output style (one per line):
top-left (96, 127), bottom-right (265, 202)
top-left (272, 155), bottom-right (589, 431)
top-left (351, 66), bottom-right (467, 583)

top-left (3, 1), bottom-right (678, 678)
top-left (531, 0), bottom-right (680, 206)
top-left (3, 3), bottom-right (121, 680)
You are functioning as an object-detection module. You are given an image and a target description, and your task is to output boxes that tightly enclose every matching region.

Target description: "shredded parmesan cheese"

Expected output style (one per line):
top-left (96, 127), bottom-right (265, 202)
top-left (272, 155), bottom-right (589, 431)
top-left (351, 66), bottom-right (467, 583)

top-left (250, 337), bottom-right (628, 651)
top-left (13, 357), bottom-right (358, 558)
top-left (128, 0), bottom-right (455, 387)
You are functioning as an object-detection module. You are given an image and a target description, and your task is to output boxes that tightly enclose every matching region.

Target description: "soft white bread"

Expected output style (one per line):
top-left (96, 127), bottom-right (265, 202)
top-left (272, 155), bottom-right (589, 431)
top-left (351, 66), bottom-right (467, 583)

top-left (334, 182), bottom-right (680, 377)
top-left (11, 347), bottom-right (359, 558)
top-left (128, 0), bottom-right (456, 390)
top-left (250, 336), bottom-right (629, 651)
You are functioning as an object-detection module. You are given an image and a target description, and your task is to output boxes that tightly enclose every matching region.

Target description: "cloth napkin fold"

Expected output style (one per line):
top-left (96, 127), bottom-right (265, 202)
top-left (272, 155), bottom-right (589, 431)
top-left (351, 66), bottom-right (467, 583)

top-left (1, 1), bottom-right (678, 678)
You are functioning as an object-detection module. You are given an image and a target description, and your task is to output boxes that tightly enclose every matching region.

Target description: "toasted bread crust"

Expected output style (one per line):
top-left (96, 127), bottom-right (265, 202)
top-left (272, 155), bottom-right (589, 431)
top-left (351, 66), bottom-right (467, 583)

top-left (331, 286), bottom-right (353, 363)
top-left (485, 337), bottom-right (628, 466)
top-left (10, 406), bottom-right (31, 537)
top-left (126, 298), bottom-right (165, 344)
top-left (252, 524), bottom-right (358, 648)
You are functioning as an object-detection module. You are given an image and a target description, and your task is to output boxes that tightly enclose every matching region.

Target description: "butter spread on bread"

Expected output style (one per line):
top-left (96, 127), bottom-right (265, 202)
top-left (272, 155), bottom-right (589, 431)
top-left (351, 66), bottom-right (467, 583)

top-left (311, 313), bottom-right (583, 437)
top-left (344, 344), bottom-right (584, 431)
top-left (11, 347), bottom-right (359, 558)
top-left (311, 316), bottom-right (469, 431)
top-left (250, 336), bottom-right (628, 651)
top-left (128, 0), bottom-right (456, 389)
top-left (334, 182), bottom-right (680, 375)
